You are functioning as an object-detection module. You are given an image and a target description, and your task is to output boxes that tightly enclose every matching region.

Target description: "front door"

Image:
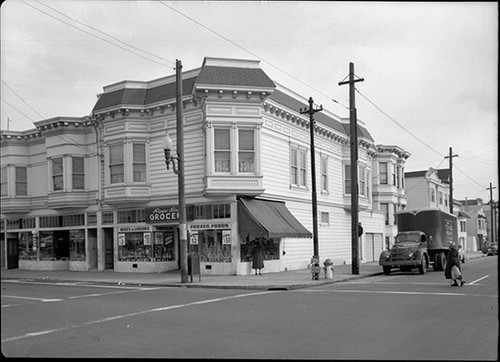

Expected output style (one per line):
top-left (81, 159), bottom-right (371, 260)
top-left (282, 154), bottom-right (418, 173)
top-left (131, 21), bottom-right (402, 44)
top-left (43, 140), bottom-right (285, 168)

top-left (7, 238), bottom-right (19, 269)
top-left (104, 228), bottom-right (114, 269)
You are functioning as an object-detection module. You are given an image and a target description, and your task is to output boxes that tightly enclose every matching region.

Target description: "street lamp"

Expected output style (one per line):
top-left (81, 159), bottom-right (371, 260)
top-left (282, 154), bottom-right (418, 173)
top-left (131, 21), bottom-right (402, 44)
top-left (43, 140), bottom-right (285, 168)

top-left (162, 132), bottom-right (178, 174)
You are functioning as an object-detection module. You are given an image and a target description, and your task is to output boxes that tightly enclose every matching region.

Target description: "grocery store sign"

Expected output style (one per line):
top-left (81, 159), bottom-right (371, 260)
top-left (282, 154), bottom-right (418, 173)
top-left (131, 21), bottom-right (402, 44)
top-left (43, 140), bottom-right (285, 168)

top-left (188, 222), bottom-right (231, 230)
top-left (146, 206), bottom-right (179, 224)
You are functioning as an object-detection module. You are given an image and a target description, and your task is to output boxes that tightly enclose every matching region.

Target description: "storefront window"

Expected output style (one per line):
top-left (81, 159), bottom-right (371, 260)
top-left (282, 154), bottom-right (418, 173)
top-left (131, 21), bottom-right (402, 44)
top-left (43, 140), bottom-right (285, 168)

top-left (39, 231), bottom-right (70, 261)
top-left (70, 229), bottom-right (86, 261)
top-left (19, 232), bottom-right (37, 260)
top-left (240, 235), bottom-right (280, 262)
top-left (197, 230), bottom-right (231, 262)
top-left (153, 231), bottom-right (175, 261)
top-left (118, 232), bottom-right (152, 262)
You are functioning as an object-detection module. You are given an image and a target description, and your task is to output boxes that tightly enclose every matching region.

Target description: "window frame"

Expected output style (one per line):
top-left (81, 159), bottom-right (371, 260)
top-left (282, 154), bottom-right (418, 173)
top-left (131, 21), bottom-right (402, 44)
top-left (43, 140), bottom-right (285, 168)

top-left (290, 145), bottom-right (307, 188)
top-left (109, 143), bottom-right (125, 184)
top-left (52, 157), bottom-right (64, 191)
top-left (379, 162), bottom-right (388, 185)
top-left (72, 156), bottom-right (85, 190)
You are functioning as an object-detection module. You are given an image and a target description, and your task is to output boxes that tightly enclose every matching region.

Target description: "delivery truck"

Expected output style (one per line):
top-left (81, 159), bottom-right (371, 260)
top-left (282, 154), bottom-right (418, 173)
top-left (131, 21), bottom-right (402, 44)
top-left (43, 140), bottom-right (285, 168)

top-left (379, 209), bottom-right (458, 275)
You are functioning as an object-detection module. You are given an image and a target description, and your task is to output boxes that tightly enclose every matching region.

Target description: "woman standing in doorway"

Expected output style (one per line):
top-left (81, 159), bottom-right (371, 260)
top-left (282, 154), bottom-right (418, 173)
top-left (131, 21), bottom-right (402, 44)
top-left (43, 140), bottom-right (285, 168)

top-left (252, 240), bottom-right (264, 275)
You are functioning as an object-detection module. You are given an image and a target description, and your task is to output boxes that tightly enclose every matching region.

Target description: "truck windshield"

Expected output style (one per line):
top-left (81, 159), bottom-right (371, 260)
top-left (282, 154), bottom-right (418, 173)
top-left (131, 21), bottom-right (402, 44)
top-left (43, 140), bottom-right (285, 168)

top-left (396, 233), bottom-right (420, 243)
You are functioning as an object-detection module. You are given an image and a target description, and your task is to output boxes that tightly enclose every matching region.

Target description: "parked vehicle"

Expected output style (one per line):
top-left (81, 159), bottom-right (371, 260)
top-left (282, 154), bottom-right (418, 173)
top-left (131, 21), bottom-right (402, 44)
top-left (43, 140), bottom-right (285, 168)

top-left (486, 243), bottom-right (498, 256)
top-left (379, 209), bottom-right (458, 275)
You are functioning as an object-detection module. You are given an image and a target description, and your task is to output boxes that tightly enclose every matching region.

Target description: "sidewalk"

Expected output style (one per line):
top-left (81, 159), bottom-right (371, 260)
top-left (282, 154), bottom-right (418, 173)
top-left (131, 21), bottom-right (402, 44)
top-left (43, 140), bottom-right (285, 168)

top-left (0, 252), bottom-right (485, 291)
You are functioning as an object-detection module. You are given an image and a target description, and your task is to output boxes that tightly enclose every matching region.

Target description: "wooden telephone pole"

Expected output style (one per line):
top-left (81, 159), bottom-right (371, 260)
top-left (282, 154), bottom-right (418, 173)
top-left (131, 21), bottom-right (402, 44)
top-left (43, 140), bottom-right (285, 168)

top-left (339, 62), bottom-right (364, 275)
top-left (487, 182), bottom-right (497, 243)
top-left (444, 147), bottom-right (458, 214)
top-left (300, 97), bottom-right (323, 260)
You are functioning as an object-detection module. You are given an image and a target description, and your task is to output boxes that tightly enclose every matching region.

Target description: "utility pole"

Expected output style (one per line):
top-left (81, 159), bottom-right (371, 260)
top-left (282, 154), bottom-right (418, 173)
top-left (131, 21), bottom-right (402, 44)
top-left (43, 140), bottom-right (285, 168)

top-left (339, 62), bottom-right (364, 275)
top-left (444, 147), bottom-right (458, 214)
top-left (487, 182), bottom-right (497, 243)
top-left (300, 97), bottom-right (323, 261)
top-left (176, 59), bottom-right (188, 283)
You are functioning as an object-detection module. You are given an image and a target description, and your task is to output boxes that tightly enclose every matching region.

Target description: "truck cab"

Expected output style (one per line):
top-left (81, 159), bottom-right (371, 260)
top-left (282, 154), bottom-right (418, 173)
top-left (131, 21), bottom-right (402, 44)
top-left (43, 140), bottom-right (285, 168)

top-left (379, 231), bottom-right (429, 275)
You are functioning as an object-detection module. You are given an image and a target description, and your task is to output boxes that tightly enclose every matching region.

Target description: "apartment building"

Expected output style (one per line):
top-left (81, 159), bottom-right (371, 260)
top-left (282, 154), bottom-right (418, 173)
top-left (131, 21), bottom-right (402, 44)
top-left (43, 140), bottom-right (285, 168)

top-left (1, 57), bottom-right (409, 275)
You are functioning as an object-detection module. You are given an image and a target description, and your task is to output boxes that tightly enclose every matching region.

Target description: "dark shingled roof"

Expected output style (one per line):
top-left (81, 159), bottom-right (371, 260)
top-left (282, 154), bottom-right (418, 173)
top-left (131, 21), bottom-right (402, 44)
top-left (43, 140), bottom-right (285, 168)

top-left (92, 76), bottom-right (197, 112)
top-left (405, 168), bottom-right (450, 184)
top-left (195, 66), bottom-right (275, 88)
top-left (268, 89), bottom-right (373, 141)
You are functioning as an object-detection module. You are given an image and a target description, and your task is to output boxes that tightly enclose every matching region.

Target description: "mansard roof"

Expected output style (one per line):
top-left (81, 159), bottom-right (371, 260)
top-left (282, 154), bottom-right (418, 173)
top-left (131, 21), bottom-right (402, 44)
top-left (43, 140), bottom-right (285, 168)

top-left (405, 168), bottom-right (450, 184)
top-left (196, 65), bottom-right (275, 89)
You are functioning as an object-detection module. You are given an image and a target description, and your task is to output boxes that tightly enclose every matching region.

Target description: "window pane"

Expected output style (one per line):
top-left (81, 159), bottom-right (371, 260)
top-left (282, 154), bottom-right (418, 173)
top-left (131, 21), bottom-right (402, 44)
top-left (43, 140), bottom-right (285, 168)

top-left (110, 165), bottom-right (124, 183)
top-left (52, 158), bottom-right (63, 175)
top-left (73, 157), bottom-right (84, 173)
top-left (215, 152), bottom-right (230, 172)
top-left (133, 144), bottom-right (146, 163)
top-left (110, 144), bottom-right (124, 164)
top-left (345, 164), bottom-right (351, 194)
top-left (133, 164), bottom-right (146, 182)
top-left (238, 130), bottom-right (254, 150)
top-left (215, 129), bottom-right (230, 150)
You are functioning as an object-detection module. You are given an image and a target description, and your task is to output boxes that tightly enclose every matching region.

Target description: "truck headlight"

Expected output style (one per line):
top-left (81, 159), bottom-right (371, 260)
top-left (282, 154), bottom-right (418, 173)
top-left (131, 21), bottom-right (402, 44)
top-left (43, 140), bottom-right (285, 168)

top-left (407, 252), bottom-right (414, 258)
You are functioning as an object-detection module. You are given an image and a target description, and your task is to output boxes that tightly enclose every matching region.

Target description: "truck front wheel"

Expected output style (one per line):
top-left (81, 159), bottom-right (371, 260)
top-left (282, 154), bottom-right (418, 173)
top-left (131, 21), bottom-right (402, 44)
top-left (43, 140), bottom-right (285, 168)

top-left (383, 266), bottom-right (391, 275)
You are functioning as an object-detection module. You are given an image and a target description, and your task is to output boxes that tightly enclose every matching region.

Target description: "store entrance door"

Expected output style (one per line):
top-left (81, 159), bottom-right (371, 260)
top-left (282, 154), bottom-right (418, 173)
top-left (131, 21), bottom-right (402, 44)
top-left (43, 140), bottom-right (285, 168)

top-left (88, 229), bottom-right (98, 270)
top-left (103, 228), bottom-right (114, 269)
top-left (7, 237), bottom-right (19, 269)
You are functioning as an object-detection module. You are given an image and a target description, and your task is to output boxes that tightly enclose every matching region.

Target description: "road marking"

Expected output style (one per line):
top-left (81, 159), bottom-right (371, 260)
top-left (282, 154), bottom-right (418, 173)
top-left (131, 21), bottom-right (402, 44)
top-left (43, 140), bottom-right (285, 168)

top-left (1, 295), bottom-right (62, 302)
top-left (294, 289), bottom-right (498, 298)
top-left (1, 290), bottom-right (276, 343)
top-left (468, 275), bottom-right (489, 285)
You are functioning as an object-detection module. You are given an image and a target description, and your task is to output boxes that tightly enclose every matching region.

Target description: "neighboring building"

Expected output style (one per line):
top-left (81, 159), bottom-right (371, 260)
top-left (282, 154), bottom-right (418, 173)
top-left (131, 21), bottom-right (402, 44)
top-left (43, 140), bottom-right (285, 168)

top-left (458, 198), bottom-right (488, 251)
top-left (2, 57), bottom-right (406, 275)
top-left (483, 200), bottom-right (498, 244)
top-left (371, 145), bottom-right (411, 250)
top-left (405, 168), bottom-right (451, 212)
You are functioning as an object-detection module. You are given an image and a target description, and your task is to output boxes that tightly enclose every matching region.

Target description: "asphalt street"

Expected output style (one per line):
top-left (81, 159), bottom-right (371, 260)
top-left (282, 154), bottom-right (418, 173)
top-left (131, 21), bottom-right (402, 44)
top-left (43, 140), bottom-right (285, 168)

top-left (1, 256), bottom-right (497, 359)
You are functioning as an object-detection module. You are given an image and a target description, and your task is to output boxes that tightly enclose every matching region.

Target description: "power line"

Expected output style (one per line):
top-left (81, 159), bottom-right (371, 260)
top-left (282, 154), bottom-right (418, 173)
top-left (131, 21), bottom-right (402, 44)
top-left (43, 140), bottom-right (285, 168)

top-left (1, 97), bottom-right (37, 123)
top-left (156, 0), bottom-right (348, 109)
top-left (355, 87), bottom-right (443, 156)
top-left (33, 0), bottom-right (175, 68)
top-left (20, 0), bottom-right (175, 69)
top-left (1, 80), bottom-right (45, 119)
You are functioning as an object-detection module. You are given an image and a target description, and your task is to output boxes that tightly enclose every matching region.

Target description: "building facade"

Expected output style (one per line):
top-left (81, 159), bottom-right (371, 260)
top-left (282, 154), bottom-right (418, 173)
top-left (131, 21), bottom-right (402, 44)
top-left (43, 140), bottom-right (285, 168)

top-left (2, 57), bottom-right (410, 275)
top-left (371, 145), bottom-right (411, 251)
top-left (457, 198), bottom-right (488, 251)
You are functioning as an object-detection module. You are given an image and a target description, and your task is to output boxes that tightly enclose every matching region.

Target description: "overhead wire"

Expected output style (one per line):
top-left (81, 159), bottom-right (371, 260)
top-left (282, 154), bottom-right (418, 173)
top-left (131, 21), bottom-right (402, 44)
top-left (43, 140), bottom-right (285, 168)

top-left (156, 0), bottom-right (349, 110)
top-left (20, 0), bottom-right (175, 69)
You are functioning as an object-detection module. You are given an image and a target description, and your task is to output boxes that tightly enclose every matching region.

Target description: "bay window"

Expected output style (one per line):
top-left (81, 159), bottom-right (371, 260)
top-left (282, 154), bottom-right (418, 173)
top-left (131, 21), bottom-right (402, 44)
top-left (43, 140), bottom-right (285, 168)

top-left (214, 129), bottom-right (231, 172)
top-left (109, 144), bottom-right (124, 184)
top-left (133, 144), bottom-right (146, 182)
top-left (72, 157), bottom-right (85, 190)
top-left (238, 129), bottom-right (255, 172)
top-left (16, 166), bottom-right (28, 196)
top-left (52, 158), bottom-right (63, 191)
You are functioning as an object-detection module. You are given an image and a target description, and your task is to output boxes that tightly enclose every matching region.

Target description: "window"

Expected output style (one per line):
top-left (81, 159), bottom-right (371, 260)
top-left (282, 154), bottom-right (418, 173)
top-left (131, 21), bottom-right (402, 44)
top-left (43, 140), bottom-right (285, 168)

top-left (133, 144), bottom-right (147, 182)
top-left (1, 167), bottom-right (6, 196)
top-left (379, 162), bottom-right (388, 184)
top-left (238, 130), bottom-right (254, 172)
top-left (214, 129), bottom-right (230, 172)
top-left (109, 144), bottom-right (124, 184)
top-left (16, 166), bottom-right (28, 196)
top-left (381, 203), bottom-right (389, 225)
top-left (320, 212), bottom-right (329, 225)
top-left (392, 165), bottom-right (396, 186)
top-left (460, 221), bottom-right (466, 232)
top-left (444, 194), bottom-right (448, 207)
top-left (320, 157), bottom-right (328, 192)
top-left (72, 157), bottom-right (85, 190)
top-left (344, 164), bottom-right (351, 194)
top-left (290, 147), bottom-right (307, 187)
top-left (430, 188), bottom-right (435, 203)
top-left (52, 158), bottom-right (63, 191)
top-left (359, 165), bottom-right (366, 197)
top-left (396, 166), bottom-right (401, 188)
top-left (439, 191), bottom-right (443, 205)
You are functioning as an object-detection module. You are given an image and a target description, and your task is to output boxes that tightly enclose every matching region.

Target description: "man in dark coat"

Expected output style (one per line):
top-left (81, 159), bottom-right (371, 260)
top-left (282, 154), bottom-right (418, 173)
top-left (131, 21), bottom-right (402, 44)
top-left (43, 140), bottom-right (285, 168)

top-left (444, 243), bottom-right (465, 286)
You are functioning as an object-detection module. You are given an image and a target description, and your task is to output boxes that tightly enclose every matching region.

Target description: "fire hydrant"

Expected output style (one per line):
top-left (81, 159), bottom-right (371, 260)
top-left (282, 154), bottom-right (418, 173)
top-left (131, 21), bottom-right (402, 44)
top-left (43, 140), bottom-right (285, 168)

top-left (310, 256), bottom-right (321, 280)
top-left (323, 258), bottom-right (334, 279)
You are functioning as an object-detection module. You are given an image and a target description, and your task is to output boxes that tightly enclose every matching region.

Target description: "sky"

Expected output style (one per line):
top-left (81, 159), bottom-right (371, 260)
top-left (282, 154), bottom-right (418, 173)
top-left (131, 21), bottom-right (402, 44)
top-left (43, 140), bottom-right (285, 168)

top-left (1, 1), bottom-right (498, 202)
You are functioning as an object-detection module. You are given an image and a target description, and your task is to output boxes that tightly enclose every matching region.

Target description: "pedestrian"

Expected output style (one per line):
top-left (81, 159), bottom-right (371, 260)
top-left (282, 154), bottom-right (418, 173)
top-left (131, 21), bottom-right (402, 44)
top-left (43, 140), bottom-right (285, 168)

top-left (252, 240), bottom-right (264, 275)
top-left (444, 242), bottom-right (465, 286)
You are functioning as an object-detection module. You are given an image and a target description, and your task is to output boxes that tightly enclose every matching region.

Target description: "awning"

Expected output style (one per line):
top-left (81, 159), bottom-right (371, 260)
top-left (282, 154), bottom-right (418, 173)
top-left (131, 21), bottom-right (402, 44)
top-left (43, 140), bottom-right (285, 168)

top-left (238, 198), bottom-right (312, 239)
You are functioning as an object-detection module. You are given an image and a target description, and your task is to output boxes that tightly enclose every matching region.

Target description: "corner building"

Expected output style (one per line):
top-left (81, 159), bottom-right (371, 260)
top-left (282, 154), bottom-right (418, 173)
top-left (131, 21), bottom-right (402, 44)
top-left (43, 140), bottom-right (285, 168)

top-left (1, 57), bottom-right (407, 275)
